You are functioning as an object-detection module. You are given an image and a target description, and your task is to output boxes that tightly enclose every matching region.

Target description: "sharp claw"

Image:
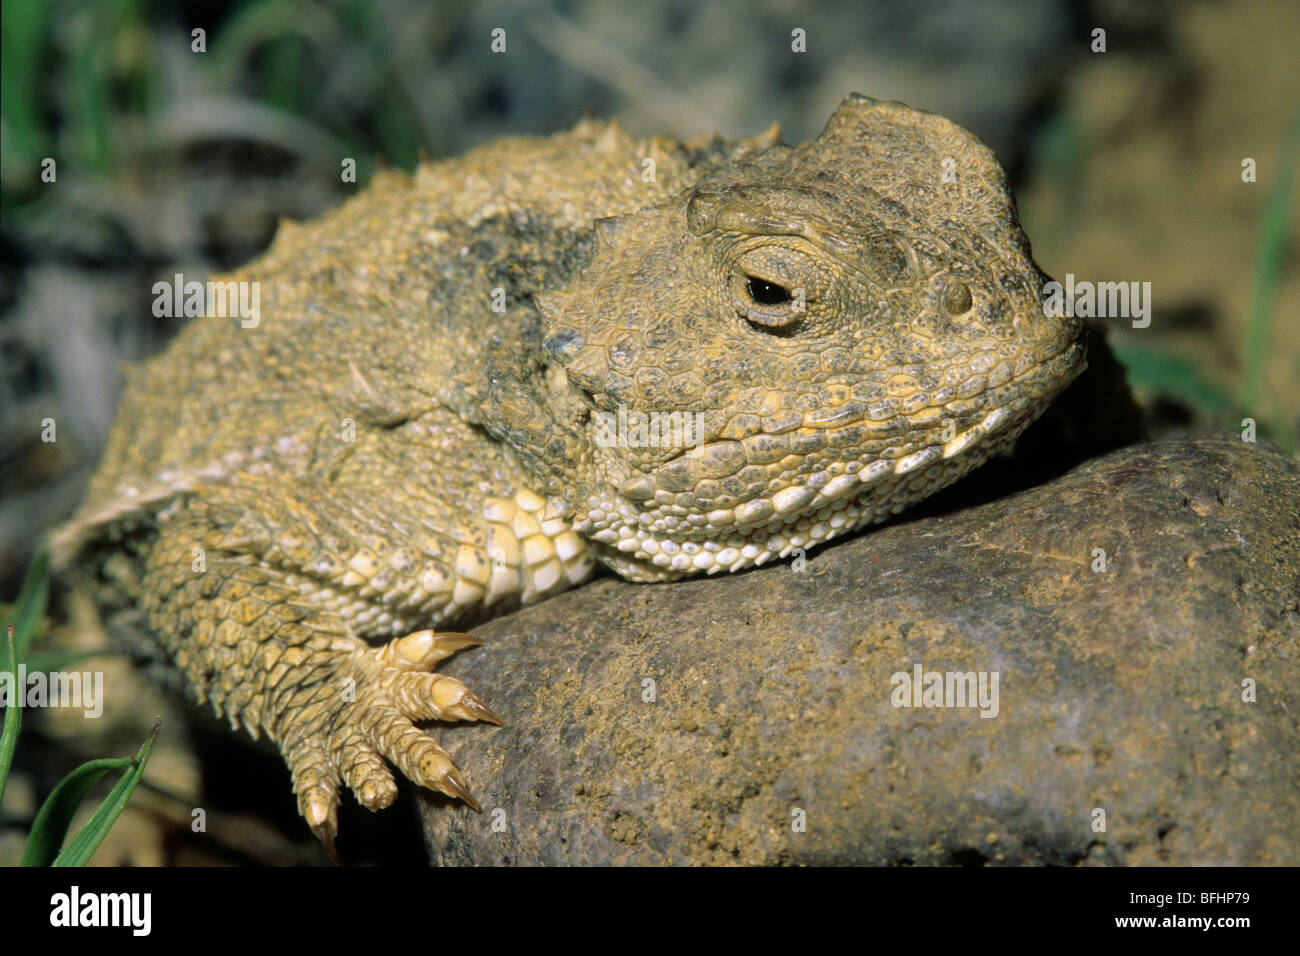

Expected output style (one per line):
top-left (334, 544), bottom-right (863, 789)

top-left (440, 768), bottom-right (482, 812)
top-left (312, 823), bottom-right (340, 865)
top-left (393, 630), bottom-right (483, 668)
top-left (431, 633), bottom-right (484, 654)
top-left (302, 791), bottom-right (340, 863)
top-left (459, 694), bottom-right (504, 726)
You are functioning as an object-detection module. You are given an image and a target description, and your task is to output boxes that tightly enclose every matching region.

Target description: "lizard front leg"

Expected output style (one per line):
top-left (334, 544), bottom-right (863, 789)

top-left (136, 488), bottom-right (506, 859)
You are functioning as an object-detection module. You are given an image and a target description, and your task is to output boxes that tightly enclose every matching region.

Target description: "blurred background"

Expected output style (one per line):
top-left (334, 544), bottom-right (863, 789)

top-left (1, 0), bottom-right (1296, 864)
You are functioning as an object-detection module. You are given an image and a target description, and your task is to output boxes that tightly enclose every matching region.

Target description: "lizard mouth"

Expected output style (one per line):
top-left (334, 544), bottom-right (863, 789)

top-left (577, 330), bottom-right (1085, 580)
top-left (633, 330), bottom-right (1084, 504)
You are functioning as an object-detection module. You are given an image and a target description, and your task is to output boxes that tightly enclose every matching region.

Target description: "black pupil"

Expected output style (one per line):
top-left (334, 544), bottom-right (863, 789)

top-left (746, 277), bottom-right (790, 305)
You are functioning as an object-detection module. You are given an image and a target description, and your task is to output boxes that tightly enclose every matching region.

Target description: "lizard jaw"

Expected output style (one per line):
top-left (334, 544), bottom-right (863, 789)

top-left (580, 402), bottom-right (1018, 580)
top-left (575, 333), bottom-right (1085, 581)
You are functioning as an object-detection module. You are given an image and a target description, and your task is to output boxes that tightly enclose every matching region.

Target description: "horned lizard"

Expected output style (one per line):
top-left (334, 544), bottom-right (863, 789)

top-left (52, 94), bottom-right (1085, 858)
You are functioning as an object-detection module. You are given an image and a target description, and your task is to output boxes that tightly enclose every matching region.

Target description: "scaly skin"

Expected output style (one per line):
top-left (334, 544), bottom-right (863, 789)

top-left (52, 95), bottom-right (1084, 857)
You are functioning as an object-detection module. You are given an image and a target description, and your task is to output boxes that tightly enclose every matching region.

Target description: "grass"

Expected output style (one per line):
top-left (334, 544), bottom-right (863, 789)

top-left (1, 549), bottom-right (157, 866)
top-left (1118, 101), bottom-right (1299, 451)
top-left (1, 0), bottom-right (433, 208)
top-left (1239, 105), bottom-right (1300, 423)
top-left (1030, 98), bottom-right (1297, 451)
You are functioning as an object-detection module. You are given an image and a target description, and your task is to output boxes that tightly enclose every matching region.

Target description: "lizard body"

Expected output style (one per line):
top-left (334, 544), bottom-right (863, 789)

top-left (52, 95), bottom-right (1084, 855)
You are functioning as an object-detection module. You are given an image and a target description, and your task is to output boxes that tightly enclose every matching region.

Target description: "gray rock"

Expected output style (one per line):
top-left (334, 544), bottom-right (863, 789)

top-left (422, 435), bottom-right (1300, 865)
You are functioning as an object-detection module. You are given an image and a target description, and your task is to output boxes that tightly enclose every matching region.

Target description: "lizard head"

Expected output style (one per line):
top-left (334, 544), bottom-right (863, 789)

top-left (536, 94), bottom-right (1085, 581)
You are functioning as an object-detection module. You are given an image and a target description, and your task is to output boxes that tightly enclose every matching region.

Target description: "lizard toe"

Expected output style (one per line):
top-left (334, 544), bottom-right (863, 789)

top-left (285, 738), bottom-right (342, 863)
top-left (384, 670), bottom-right (504, 724)
top-left (378, 629), bottom-right (483, 671)
top-left (356, 702), bottom-right (481, 811)
top-left (332, 725), bottom-right (399, 811)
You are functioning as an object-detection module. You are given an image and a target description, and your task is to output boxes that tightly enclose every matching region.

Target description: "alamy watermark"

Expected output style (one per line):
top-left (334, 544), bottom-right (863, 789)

top-left (594, 403), bottom-right (706, 449)
top-left (152, 273), bottom-right (261, 328)
top-left (1043, 273), bottom-right (1151, 328)
top-left (0, 665), bottom-right (104, 718)
top-left (891, 663), bottom-right (999, 718)
top-left (49, 886), bottom-right (151, 936)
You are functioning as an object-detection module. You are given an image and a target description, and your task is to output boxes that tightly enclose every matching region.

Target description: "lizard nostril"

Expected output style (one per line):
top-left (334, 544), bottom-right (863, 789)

top-left (941, 280), bottom-right (973, 317)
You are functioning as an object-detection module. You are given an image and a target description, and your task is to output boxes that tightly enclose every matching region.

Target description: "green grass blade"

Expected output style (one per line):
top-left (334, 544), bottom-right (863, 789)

top-left (0, 625), bottom-right (20, 806)
top-left (211, 0), bottom-right (333, 92)
top-left (1112, 343), bottom-right (1237, 414)
top-left (51, 718), bottom-right (161, 867)
top-left (9, 547), bottom-right (50, 659)
top-left (1240, 104), bottom-right (1300, 419)
top-left (68, 12), bottom-right (114, 174)
top-left (20, 754), bottom-right (134, 867)
top-left (0, 0), bottom-right (52, 173)
top-left (2, 549), bottom-right (52, 804)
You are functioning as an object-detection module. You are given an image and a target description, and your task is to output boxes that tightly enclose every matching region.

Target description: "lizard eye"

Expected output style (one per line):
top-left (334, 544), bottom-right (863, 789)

top-left (732, 271), bottom-right (803, 331)
top-left (745, 276), bottom-right (791, 305)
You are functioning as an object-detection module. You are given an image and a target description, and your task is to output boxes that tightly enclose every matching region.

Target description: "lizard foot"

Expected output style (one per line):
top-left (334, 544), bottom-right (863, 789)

top-left (284, 629), bottom-right (501, 861)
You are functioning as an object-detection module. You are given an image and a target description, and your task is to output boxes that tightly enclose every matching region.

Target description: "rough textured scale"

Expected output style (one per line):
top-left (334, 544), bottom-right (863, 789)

top-left (51, 94), bottom-right (1085, 857)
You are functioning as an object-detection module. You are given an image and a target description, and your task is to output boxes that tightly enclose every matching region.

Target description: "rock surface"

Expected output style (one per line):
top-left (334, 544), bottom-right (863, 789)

top-left (422, 435), bottom-right (1300, 865)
